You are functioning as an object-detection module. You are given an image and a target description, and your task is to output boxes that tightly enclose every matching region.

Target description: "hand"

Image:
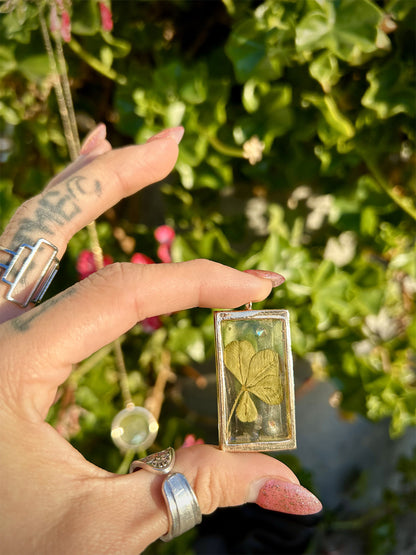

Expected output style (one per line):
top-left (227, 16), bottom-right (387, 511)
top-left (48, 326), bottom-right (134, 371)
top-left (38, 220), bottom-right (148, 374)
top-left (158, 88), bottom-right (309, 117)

top-left (0, 125), bottom-right (322, 554)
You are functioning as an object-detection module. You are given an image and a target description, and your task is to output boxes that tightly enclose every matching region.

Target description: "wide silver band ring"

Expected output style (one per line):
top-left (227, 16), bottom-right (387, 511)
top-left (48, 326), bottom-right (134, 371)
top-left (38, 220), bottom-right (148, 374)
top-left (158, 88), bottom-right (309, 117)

top-left (161, 472), bottom-right (202, 542)
top-left (129, 448), bottom-right (202, 542)
top-left (0, 238), bottom-right (59, 308)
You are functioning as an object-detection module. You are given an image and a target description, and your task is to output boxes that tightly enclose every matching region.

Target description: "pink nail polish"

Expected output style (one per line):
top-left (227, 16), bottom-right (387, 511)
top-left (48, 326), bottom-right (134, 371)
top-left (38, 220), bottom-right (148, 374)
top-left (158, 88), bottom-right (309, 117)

top-left (256, 479), bottom-right (322, 515)
top-left (244, 269), bottom-right (286, 288)
top-left (146, 126), bottom-right (185, 145)
top-left (80, 123), bottom-right (107, 155)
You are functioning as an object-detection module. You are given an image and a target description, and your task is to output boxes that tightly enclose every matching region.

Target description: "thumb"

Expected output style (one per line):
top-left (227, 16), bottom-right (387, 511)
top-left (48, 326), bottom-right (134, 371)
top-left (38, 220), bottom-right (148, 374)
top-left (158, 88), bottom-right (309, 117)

top-left (84, 445), bottom-right (322, 554)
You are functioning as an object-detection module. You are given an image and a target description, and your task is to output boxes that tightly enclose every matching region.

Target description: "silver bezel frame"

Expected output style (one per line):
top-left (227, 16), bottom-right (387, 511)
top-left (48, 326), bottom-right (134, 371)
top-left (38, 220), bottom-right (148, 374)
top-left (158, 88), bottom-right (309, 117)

top-left (214, 309), bottom-right (296, 452)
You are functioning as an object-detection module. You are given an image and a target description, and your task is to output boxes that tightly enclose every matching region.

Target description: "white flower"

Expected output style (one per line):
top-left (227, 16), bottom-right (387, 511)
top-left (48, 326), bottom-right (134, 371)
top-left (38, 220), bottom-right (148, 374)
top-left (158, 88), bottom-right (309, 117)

top-left (365, 308), bottom-right (399, 341)
top-left (245, 197), bottom-right (268, 235)
top-left (353, 339), bottom-right (373, 356)
top-left (287, 185), bottom-right (312, 209)
top-left (306, 194), bottom-right (333, 230)
top-left (243, 135), bottom-right (265, 165)
top-left (324, 231), bottom-right (357, 266)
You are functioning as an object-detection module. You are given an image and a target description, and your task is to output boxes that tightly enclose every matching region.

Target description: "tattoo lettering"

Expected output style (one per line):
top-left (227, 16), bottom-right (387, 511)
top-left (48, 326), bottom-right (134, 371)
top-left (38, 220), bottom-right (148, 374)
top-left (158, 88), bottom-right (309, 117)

top-left (10, 175), bottom-right (102, 247)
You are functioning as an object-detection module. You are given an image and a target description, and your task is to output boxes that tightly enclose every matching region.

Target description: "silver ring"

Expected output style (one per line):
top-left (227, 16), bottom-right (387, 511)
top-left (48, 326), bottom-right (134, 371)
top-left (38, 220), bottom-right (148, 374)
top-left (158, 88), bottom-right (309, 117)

top-left (0, 238), bottom-right (59, 308)
top-left (129, 447), bottom-right (175, 474)
top-left (161, 472), bottom-right (202, 542)
top-left (129, 448), bottom-right (202, 541)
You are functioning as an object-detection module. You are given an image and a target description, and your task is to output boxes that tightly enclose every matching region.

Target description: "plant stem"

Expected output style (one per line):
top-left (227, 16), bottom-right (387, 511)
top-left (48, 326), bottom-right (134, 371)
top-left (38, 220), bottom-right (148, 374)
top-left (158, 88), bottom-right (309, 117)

top-left (114, 338), bottom-right (133, 407)
top-left (145, 350), bottom-right (175, 420)
top-left (54, 34), bottom-right (81, 155)
top-left (226, 387), bottom-right (244, 437)
top-left (197, 126), bottom-right (245, 158)
top-left (38, 7), bottom-right (79, 161)
top-left (68, 38), bottom-right (127, 85)
top-left (116, 449), bottom-right (135, 474)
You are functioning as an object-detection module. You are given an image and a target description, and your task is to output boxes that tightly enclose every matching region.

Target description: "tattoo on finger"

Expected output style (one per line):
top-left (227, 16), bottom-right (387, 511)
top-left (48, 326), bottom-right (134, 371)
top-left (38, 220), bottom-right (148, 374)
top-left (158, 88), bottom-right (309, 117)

top-left (10, 288), bottom-right (76, 333)
top-left (9, 175), bottom-right (102, 247)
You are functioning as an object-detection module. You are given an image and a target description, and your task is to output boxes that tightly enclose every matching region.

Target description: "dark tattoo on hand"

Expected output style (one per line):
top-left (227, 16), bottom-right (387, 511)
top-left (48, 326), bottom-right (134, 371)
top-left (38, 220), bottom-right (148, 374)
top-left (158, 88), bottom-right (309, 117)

top-left (11, 288), bottom-right (76, 333)
top-left (11, 175), bottom-right (102, 247)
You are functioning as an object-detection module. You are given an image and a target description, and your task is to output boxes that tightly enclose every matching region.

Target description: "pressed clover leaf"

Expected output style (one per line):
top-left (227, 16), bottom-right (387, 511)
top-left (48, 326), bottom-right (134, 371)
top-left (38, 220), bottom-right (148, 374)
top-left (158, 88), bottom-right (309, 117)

top-left (224, 340), bottom-right (282, 425)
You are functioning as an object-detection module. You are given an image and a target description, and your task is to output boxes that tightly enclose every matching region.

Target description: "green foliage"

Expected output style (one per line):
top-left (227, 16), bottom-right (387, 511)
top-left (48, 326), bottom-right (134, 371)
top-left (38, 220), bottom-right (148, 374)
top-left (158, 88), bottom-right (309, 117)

top-left (320, 447), bottom-right (416, 555)
top-left (0, 2), bottom-right (415, 547)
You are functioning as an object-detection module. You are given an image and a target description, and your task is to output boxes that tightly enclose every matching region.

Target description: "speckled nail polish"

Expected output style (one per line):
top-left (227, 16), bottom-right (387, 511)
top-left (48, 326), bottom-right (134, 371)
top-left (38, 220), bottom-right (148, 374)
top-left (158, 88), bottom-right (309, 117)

top-left (256, 479), bottom-right (322, 515)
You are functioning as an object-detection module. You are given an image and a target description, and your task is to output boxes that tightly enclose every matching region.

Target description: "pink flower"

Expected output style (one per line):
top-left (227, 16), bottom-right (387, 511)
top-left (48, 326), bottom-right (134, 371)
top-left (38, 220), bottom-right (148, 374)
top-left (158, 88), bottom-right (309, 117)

top-left (61, 10), bottom-right (71, 42)
top-left (76, 250), bottom-right (113, 280)
top-left (131, 252), bottom-right (155, 265)
top-left (154, 225), bottom-right (175, 263)
top-left (141, 316), bottom-right (163, 333)
top-left (99, 2), bottom-right (113, 32)
top-left (182, 434), bottom-right (205, 448)
top-left (154, 225), bottom-right (175, 245)
top-left (157, 243), bottom-right (172, 263)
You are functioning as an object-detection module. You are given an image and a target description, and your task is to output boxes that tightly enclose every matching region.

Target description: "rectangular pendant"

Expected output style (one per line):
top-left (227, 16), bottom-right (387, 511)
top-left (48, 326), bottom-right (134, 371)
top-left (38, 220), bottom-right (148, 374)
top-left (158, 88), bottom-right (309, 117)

top-left (214, 309), bottom-right (296, 452)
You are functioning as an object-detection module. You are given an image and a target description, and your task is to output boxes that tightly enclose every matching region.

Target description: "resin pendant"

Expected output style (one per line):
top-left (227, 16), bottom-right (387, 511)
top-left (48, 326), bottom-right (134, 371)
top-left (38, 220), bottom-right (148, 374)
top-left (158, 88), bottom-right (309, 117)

top-left (214, 308), bottom-right (296, 452)
top-left (111, 405), bottom-right (159, 452)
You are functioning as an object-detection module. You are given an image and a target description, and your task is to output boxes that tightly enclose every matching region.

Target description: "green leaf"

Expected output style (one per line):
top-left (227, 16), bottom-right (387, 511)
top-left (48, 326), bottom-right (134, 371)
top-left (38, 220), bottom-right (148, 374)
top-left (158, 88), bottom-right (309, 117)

top-left (242, 79), bottom-right (270, 113)
top-left (18, 53), bottom-right (50, 80)
top-left (303, 93), bottom-right (355, 147)
top-left (225, 19), bottom-right (282, 83)
top-left (362, 59), bottom-right (416, 118)
top-left (236, 390), bottom-right (258, 422)
top-left (0, 179), bottom-right (21, 230)
top-left (246, 349), bottom-right (282, 405)
top-left (224, 340), bottom-right (255, 384)
top-left (101, 33), bottom-right (131, 58)
top-left (0, 45), bottom-right (16, 78)
top-left (296, 0), bottom-right (388, 64)
top-left (224, 340), bottom-right (282, 424)
top-left (309, 51), bottom-right (340, 92)
top-left (167, 325), bottom-right (205, 363)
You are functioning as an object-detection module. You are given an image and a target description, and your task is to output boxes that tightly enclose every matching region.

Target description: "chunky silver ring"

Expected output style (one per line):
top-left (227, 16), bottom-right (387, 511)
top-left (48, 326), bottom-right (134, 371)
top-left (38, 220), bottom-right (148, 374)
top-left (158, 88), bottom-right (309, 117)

top-left (0, 238), bottom-right (59, 308)
top-left (129, 448), bottom-right (202, 541)
top-left (161, 472), bottom-right (202, 542)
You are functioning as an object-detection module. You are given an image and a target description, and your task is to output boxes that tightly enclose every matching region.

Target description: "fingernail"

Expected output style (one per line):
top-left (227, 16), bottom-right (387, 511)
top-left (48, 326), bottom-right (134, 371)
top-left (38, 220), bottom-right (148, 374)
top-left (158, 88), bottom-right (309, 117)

top-left (146, 126), bottom-right (185, 145)
top-left (253, 479), bottom-right (322, 515)
top-left (244, 269), bottom-right (286, 288)
top-left (80, 123), bottom-right (107, 155)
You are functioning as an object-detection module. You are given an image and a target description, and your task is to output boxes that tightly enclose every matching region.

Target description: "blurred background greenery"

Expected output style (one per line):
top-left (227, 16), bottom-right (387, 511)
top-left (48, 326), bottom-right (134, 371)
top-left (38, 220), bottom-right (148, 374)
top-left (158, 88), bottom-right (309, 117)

top-left (0, 1), bottom-right (415, 553)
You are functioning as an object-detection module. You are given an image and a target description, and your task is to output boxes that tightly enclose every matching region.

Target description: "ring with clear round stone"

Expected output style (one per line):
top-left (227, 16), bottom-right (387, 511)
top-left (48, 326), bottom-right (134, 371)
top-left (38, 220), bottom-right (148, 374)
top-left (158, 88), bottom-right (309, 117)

top-left (129, 447), bottom-right (202, 541)
top-left (111, 405), bottom-right (159, 452)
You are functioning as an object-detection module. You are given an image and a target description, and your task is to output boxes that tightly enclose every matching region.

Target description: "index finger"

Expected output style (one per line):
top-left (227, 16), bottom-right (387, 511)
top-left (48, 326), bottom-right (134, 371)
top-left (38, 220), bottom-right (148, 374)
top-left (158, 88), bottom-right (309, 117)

top-left (0, 128), bottom-right (182, 318)
top-left (3, 260), bottom-right (274, 419)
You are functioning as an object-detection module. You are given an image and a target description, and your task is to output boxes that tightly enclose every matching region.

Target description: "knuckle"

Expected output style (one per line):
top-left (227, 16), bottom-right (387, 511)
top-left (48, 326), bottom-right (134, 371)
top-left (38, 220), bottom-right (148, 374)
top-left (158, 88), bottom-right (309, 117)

top-left (187, 446), bottom-right (236, 515)
top-left (193, 463), bottom-right (221, 515)
top-left (79, 262), bottom-right (130, 291)
top-left (76, 262), bottom-right (146, 320)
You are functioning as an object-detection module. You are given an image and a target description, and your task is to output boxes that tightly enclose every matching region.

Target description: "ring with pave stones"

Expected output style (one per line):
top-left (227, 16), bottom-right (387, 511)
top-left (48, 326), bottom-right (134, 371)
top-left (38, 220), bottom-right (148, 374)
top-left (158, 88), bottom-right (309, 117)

top-left (129, 447), bottom-right (175, 475)
top-left (129, 447), bottom-right (202, 541)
